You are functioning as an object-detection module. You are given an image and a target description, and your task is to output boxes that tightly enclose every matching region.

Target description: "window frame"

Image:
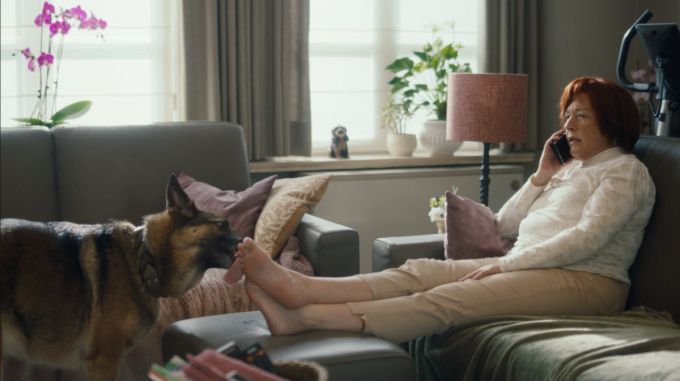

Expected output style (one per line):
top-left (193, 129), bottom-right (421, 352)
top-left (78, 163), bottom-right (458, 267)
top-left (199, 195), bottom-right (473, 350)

top-left (308, 0), bottom-right (480, 156)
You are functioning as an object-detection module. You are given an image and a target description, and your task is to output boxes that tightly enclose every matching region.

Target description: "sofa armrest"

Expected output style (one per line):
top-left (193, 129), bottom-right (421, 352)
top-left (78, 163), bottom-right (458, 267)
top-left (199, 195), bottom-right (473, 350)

top-left (295, 214), bottom-right (360, 277)
top-left (372, 234), bottom-right (445, 272)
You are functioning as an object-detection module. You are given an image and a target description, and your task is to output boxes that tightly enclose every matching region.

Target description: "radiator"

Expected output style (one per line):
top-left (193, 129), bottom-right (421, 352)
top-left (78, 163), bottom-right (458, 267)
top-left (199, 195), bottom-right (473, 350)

top-left (302, 165), bottom-right (524, 273)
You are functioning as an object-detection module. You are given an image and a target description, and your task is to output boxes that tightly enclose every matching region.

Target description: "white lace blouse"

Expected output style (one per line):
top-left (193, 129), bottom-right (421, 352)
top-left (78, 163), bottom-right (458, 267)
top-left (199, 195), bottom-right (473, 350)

top-left (496, 147), bottom-right (656, 284)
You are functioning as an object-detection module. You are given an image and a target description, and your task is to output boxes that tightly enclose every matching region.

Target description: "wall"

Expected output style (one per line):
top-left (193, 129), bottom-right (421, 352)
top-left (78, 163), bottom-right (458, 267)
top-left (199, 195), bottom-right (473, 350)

top-left (528, 0), bottom-right (680, 175)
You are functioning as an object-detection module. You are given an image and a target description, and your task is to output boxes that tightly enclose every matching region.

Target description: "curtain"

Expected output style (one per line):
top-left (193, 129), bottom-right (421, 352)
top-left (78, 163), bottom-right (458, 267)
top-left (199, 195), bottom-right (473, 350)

top-left (181, 0), bottom-right (311, 160)
top-left (478, 0), bottom-right (539, 151)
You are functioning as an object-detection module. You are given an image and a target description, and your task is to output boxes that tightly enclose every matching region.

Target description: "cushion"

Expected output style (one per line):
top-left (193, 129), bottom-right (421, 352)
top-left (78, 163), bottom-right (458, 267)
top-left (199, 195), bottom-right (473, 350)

top-left (444, 191), bottom-right (514, 260)
top-left (178, 173), bottom-right (277, 239)
top-left (254, 174), bottom-right (332, 258)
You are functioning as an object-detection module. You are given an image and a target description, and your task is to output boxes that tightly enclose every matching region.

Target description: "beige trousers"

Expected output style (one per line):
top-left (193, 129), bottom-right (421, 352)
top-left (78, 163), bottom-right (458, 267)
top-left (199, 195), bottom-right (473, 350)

top-left (347, 258), bottom-right (629, 343)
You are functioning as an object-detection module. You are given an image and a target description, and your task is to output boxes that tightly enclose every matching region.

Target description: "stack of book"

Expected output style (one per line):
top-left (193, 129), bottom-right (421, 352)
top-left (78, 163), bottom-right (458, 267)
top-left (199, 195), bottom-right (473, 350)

top-left (148, 344), bottom-right (289, 381)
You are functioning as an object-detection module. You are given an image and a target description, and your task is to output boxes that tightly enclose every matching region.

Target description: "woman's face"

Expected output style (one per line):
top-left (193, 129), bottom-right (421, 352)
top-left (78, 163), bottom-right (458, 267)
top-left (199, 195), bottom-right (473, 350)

top-left (563, 95), bottom-right (614, 161)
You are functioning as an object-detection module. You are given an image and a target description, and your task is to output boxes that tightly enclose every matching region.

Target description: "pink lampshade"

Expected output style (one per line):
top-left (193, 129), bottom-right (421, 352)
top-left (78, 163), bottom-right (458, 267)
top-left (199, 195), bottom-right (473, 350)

top-left (446, 73), bottom-right (528, 143)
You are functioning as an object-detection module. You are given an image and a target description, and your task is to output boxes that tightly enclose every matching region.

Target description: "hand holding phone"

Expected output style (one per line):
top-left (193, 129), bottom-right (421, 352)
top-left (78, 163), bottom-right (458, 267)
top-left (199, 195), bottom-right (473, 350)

top-left (549, 132), bottom-right (573, 165)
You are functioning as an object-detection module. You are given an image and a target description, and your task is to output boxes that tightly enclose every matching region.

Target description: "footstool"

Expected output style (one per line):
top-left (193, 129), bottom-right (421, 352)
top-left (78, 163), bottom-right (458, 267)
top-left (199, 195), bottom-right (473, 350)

top-left (162, 311), bottom-right (416, 381)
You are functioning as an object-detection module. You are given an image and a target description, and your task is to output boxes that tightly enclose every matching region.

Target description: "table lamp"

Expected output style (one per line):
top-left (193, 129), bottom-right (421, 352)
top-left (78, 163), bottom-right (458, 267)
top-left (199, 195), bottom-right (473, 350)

top-left (446, 73), bottom-right (528, 206)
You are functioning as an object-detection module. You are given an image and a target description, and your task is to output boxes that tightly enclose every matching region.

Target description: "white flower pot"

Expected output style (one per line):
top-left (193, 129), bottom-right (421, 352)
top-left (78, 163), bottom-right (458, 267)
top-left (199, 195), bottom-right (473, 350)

top-left (419, 120), bottom-right (463, 156)
top-left (386, 133), bottom-right (417, 156)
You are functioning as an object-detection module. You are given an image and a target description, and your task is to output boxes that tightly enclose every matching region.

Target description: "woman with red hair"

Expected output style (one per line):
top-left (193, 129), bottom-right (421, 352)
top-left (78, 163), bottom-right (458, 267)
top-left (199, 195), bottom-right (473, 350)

top-left (227, 77), bottom-right (656, 343)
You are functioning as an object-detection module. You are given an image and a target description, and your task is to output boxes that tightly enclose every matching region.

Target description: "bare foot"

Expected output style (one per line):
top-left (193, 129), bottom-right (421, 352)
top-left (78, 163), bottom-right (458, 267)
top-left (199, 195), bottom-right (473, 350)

top-left (245, 281), bottom-right (306, 336)
top-left (239, 238), bottom-right (308, 309)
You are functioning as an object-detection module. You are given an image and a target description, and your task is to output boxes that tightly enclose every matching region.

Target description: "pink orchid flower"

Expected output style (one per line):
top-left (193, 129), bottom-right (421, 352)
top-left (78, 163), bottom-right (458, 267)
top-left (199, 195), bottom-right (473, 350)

top-left (22, 48), bottom-right (32, 59)
top-left (633, 91), bottom-right (649, 103)
top-left (28, 59), bottom-right (36, 72)
top-left (37, 52), bottom-right (54, 67)
top-left (98, 18), bottom-right (107, 29)
top-left (42, 2), bottom-right (55, 16)
top-left (34, 13), bottom-right (52, 26)
top-left (49, 21), bottom-right (62, 36)
top-left (631, 69), bottom-right (647, 82)
top-left (70, 5), bottom-right (87, 21)
top-left (86, 14), bottom-right (99, 30)
top-left (50, 20), bottom-right (71, 36)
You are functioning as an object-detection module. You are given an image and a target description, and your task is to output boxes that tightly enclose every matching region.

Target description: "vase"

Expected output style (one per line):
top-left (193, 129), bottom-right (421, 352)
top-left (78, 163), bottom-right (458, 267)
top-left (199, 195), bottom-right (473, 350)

top-left (386, 133), bottom-right (417, 156)
top-left (435, 219), bottom-right (446, 234)
top-left (418, 120), bottom-right (463, 156)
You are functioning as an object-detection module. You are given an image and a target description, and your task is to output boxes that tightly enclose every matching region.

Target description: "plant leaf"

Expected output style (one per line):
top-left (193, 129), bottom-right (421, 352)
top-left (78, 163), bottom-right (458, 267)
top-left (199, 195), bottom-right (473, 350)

top-left (7, 117), bottom-right (45, 126)
top-left (51, 100), bottom-right (92, 122)
top-left (415, 84), bottom-right (429, 91)
top-left (431, 56), bottom-right (441, 69)
top-left (441, 44), bottom-right (456, 60)
top-left (385, 58), bottom-right (413, 73)
top-left (403, 89), bottom-right (418, 97)
top-left (390, 81), bottom-right (409, 94)
top-left (388, 76), bottom-right (403, 85)
top-left (414, 51), bottom-right (427, 62)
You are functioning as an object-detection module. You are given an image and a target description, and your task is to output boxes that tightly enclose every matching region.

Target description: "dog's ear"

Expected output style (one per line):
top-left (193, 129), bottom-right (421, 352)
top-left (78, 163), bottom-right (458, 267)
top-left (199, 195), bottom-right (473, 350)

top-left (332, 126), bottom-right (339, 135)
top-left (166, 174), bottom-right (197, 219)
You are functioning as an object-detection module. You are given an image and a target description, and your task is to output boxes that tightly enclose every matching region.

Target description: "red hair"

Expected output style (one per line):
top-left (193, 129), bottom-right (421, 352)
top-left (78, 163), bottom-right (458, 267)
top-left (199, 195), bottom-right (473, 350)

top-left (558, 76), bottom-right (640, 153)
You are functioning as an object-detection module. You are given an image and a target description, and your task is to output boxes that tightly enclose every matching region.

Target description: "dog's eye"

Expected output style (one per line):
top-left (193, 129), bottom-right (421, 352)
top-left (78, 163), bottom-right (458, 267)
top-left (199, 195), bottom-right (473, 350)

top-left (216, 222), bottom-right (225, 230)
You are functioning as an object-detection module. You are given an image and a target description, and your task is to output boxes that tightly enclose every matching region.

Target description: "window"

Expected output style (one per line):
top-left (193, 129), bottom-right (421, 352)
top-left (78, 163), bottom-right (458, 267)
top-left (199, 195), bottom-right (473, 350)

top-left (0, 0), bottom-right (180, 127)
top-left (309, 0), bottom-right (480, 154)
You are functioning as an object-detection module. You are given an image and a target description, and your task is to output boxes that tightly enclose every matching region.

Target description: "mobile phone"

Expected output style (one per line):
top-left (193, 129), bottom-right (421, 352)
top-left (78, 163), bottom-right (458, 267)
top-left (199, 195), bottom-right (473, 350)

top-left (550, 132), bottom-right (573, 165)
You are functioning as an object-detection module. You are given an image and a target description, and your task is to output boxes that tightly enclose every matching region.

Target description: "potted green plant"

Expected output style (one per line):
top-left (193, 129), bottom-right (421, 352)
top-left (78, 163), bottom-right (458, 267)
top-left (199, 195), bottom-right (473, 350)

top-left (377, 95), bottom-right (417, 156)
top-left (384, 23), bottom-right (471, 156)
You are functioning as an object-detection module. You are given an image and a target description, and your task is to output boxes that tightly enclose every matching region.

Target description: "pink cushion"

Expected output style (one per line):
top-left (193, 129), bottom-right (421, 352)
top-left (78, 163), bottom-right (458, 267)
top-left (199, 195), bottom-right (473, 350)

top-left (444, 191), bottom-right (514, 260)
top-left (178, 173), bottom-right (277, 239)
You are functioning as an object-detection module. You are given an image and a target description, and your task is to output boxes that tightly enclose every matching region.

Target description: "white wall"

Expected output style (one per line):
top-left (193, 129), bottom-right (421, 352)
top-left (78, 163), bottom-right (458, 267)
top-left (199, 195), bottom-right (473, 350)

top-left (307, 165), bottom-right (524, 273)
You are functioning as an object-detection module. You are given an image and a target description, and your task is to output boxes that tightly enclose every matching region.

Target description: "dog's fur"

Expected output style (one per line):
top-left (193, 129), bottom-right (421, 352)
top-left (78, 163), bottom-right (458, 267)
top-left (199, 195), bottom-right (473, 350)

top-left (0, 174), bottom-right (241, 381)
top-left (329, 126), bottom-right (349, 158)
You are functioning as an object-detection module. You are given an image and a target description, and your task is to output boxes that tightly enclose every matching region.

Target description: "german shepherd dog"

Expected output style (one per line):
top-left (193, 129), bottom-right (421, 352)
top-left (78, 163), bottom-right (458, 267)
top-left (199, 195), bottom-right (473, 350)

top-left (0, 174), bottom-right (242, 381)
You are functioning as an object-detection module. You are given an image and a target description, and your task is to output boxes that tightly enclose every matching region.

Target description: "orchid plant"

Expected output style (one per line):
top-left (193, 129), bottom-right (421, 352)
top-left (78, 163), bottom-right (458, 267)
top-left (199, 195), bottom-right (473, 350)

top-left (9, 2), bottom-right (107, 128)
top-left (630, 61), bottom-right (656, 135)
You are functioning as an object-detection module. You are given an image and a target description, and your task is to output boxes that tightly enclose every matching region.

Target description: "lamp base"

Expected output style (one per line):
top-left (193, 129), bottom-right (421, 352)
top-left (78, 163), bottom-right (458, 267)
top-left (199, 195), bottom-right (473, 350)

top-left (480, 142), bottom-right (490, 206)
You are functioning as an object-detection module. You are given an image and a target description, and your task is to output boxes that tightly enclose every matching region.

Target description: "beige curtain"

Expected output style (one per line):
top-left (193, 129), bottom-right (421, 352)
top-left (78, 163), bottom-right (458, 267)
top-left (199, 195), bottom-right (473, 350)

top-left (181, 0), bottom-right (311, 160)
top-left (478, 0), bottom-right (539, 151)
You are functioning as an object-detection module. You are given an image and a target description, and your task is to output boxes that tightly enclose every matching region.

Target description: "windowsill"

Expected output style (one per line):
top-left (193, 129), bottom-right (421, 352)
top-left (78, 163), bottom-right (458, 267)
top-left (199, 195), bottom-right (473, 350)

top-left (249, 149), bottom-right (536, 173)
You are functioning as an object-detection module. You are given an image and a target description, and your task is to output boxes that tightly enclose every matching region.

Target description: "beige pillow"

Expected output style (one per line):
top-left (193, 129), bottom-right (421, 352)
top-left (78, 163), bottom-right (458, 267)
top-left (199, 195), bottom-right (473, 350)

top-left (254, 174), bottom-right (332, 258)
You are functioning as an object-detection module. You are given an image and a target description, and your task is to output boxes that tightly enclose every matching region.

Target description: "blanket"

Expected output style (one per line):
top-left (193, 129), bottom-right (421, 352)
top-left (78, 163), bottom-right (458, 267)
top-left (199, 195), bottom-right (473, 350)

top-left (405, 307), bottom-right (680, 381)
top-left (1, 236), bottom-right (312, 381)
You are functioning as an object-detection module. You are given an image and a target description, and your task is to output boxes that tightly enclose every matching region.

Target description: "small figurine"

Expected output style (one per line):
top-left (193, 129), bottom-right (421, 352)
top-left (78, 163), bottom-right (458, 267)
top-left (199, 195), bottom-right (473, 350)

top-left (329, 125), bottom-right (349, 159)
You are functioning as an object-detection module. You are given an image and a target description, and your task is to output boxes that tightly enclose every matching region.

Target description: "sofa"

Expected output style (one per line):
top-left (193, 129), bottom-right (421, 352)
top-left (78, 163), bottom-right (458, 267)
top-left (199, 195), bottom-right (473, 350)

top-left (0, 122), bottom-right (360, 381)
top-left (163, 135), bottom-right (680, 381)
